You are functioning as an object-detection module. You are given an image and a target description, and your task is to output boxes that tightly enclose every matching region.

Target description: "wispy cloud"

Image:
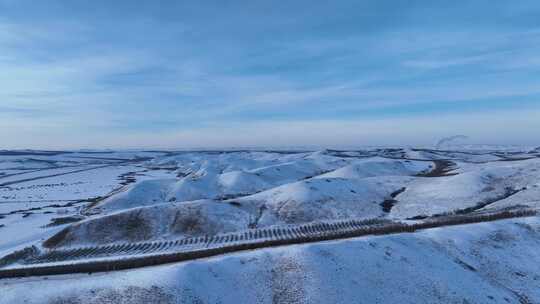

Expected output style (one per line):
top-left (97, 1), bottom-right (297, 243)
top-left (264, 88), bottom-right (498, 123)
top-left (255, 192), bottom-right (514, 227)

top-left (3, 107), bottom-right (538, 150)
top-left (1, 1), bottom-right (539, 148)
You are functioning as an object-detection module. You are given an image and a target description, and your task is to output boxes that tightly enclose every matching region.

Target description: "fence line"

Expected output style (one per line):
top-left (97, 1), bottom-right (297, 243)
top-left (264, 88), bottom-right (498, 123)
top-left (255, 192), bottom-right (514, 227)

top-left (0, 208), bottom-right (536, 279)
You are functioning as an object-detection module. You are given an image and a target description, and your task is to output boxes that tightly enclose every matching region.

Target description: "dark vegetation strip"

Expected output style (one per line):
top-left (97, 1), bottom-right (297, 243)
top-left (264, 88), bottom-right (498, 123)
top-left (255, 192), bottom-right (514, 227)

top-left (0, 165), bottom-right (114, 187)
top-left (0, 151), bottom-right (68, 156)
top-left (453, 187), bottom-right (525, 215)
top-left (497, 157), bottom-right (537, 162)
top-left (162, 150), bottom-right (309, 157)
top-left (0, 208), bottom-right (536, 279)
top-left (380, 187), bottom-right (406, 213)
top-left (417, 160), bottom-right (457, 177)
top-left (44, 216), bottom-right (85, 227)
top-left (0, 165), bottom-right (83, 182)
top-left (408, 187), bottom-right (526, 220)
top-left (0, 199), bottom-right (79, 205)
top-left (0, 157), bottom-right (146, 187)
top-left (65, 156), bottom-right (152, 162)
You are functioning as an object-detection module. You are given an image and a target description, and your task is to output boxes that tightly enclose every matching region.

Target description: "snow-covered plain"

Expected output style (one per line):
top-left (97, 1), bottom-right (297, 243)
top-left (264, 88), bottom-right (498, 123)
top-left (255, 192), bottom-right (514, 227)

top-left (1, 147), bottom-right (540, 303)
top-left (0, 150), bottom-right (174, 254)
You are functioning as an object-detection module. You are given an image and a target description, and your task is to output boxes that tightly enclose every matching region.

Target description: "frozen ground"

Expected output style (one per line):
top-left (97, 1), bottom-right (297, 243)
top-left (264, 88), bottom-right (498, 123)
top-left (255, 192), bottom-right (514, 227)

top-left (0, 147), bottom-right (539, 302)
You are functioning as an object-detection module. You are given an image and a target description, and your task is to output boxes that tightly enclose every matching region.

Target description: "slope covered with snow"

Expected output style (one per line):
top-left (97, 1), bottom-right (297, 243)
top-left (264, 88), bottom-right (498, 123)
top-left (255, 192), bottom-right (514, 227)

top-left (25, 148), bottom-right (539, 249)
top-left (3, 216), bottom-right (540, 304)
top-left (1, 147), bottom-right (540, 304)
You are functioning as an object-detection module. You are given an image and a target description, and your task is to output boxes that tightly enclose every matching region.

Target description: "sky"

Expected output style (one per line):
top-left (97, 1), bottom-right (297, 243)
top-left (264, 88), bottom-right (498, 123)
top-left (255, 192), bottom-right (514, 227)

top-left (1, 0), bottom-right (539, 149)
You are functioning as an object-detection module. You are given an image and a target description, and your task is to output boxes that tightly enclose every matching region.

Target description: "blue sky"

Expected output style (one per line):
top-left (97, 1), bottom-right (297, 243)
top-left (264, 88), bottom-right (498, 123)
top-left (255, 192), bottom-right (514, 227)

top-left (1, 1), bottom-right (539, 149)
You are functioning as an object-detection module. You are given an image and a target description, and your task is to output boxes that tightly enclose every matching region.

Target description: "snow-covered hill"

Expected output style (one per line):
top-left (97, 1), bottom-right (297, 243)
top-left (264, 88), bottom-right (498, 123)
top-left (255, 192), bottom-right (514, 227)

top-left (2, 148), bottom-right (536, 249)
top-left (2, 216), bottom-right (540, 304)
top-left (1, 147), bottom-right (540, 303)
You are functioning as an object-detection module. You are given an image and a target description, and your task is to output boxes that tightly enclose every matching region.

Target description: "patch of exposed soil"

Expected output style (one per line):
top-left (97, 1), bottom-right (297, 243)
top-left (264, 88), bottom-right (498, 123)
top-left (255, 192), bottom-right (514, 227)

top-left (45, 216), bottom-right (85, 227)
top-left (381, 187), bottom-right (406, 213)
top-left (418, 160), bottom-right (458, 177)
top-left (43, 227), bottom-right (72, 248)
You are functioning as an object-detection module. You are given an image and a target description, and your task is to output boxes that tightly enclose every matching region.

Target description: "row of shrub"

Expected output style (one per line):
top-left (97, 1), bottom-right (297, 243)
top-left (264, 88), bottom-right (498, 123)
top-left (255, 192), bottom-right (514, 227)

top-left (0, 208), bottom-right (536, 279)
